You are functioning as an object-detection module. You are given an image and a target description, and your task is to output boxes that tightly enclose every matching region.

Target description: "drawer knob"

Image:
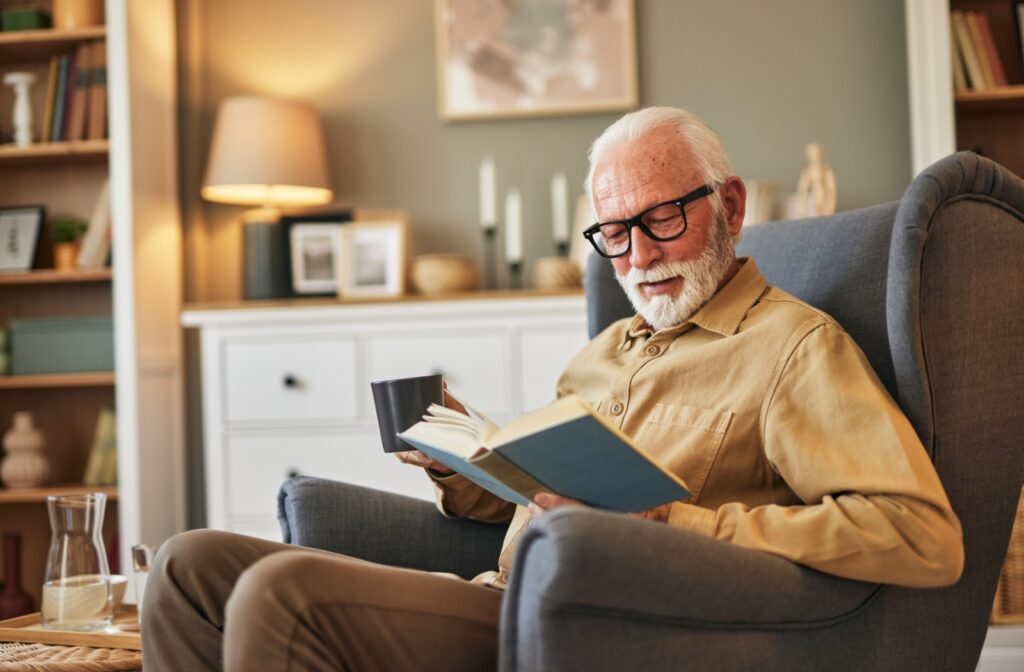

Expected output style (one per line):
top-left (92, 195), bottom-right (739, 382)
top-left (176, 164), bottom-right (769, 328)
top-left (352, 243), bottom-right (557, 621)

top-left (286, 468), bottom-right (300, 479)
top-left (282, 374), bottom-right (299, 388)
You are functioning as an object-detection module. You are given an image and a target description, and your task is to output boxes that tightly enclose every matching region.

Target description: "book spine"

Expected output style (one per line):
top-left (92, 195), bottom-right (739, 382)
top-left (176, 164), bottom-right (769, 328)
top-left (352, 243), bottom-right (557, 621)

top-left (67, 42), bottom-right (91, 142)
top-left (41, 56), bottom-right (59, 142)
top-left (51, 55), bottom-right (70, 142)
top-left (77, 179), bottom-right (111, 268)
top-left (952, 10), bottom-right (987, 91)
top-left (86, 40), bottom-right (108, 141)
top-left (60, 51), bottom-right (79, 141)
top-left (950, 18), bottom-right (969, 94)
top-left (976, 13), bottom-right (1008, 87)
top-left (965, 12), bottom-right (996, 89)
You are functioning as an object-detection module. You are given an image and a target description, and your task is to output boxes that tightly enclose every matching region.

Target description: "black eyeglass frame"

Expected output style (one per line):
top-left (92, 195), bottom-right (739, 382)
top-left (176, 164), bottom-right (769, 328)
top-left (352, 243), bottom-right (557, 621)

top-left (582, 183), bottom-right (716, 259)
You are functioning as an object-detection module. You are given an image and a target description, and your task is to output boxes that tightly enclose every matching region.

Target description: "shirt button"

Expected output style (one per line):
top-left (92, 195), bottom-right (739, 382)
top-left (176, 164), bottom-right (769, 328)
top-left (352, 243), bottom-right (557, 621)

top-left (644, 344), bottom-right (661, 357)
top-left (609, 402), bottom-right (624, 415)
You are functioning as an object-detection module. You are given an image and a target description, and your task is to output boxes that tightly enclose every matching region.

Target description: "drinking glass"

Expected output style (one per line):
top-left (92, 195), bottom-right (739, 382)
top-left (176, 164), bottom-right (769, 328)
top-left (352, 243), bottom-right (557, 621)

top-left (41, 493), bottom-right (113, 631)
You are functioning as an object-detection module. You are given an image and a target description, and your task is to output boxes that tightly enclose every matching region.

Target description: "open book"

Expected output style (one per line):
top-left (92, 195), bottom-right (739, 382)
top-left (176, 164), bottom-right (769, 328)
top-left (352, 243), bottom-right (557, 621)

top-left (398, 395), bottom-right (690, 513)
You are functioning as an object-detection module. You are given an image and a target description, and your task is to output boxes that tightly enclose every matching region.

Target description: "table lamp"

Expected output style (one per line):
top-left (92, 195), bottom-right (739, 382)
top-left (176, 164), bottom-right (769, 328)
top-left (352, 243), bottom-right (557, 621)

top-left (201, 96), bottom-right (333, 299)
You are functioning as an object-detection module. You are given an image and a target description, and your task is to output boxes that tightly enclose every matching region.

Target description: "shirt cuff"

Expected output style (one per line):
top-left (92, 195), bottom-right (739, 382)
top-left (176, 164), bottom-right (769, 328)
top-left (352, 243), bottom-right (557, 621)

top-left (427, 469), bottom-right (472, 488)
top-left (667, 502), bottom-right (717, 538)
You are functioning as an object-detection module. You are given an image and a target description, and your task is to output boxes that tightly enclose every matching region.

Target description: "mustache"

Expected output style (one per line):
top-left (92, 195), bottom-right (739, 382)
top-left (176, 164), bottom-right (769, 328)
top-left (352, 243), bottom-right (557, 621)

top-left (619, 261), bottom-right (690, 286)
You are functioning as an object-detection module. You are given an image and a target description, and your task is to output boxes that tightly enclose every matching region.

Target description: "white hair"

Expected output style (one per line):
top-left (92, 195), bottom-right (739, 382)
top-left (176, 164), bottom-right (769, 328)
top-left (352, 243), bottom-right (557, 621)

top-left (585, 106), bottom-right (733, 222)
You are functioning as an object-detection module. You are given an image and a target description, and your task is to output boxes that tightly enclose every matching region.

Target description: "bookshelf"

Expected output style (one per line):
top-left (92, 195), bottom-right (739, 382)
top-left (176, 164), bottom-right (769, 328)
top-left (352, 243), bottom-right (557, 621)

top-left (0, 0), bottom-right (184, 612)
top-left (0, 22), bottom-right (116, 599)
top-left (906, 0), bottom-right (1024, 176)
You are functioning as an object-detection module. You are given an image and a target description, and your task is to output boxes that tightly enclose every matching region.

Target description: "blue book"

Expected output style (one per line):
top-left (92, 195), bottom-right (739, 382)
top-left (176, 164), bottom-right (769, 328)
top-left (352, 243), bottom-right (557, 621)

top-left (398, 395), bottom-right (691, 513)
top-left (51, 54), bottom-right (70, 142)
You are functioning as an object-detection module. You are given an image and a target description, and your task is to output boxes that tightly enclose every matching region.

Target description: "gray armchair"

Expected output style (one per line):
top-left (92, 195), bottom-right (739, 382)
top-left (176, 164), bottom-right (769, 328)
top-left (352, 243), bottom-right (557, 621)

top-left (279, 152), bottom-right (1023, 670)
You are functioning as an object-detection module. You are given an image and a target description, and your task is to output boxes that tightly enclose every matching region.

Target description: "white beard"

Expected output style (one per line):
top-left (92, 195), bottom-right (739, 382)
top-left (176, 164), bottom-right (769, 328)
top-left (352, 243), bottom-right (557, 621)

top-left (615, 215), bottom-right (735, 332)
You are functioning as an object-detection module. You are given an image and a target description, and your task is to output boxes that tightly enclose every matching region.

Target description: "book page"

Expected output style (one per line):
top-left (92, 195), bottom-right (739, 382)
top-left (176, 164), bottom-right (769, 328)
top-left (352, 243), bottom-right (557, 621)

top-left (486, 395), bottom-right (592, 448)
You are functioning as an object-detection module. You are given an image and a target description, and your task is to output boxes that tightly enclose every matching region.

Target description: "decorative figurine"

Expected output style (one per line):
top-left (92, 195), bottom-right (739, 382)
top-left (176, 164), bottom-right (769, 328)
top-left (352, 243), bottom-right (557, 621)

top-left (1, 411), bottom-right (50, 489)
top-left (3, 72), bottom-right (37, 147)
top-left (796, 142), bottom-right (837, 217)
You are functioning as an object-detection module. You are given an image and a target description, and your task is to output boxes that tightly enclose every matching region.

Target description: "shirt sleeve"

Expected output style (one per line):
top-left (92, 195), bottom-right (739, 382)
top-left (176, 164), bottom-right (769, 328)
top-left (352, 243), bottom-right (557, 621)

top-left (668, 322), bottom-right (964, 588)
top-left (427, 470), bottom-right (517, 524)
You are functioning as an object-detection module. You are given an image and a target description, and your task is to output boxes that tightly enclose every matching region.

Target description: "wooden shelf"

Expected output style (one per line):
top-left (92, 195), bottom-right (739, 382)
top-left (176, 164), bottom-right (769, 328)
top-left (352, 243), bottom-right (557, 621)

top-left (0, 26), bottom-right (105, 65)
top-left (0, 372), bottom-right (114, 389)
top-left (0, 484), bottom-right (117, 504)
top-left (0, 268), bottom-right (111, 285)
top-left (955, 85), bottom-right (1024, 112)
top-left (0, 140), bottom-right (108, 168)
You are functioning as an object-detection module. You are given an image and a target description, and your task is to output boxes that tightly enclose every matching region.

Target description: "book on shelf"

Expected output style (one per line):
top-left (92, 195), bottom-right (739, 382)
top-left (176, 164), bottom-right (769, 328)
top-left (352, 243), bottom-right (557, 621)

top-left (951, 10), bottom-right (988, 91)
top-left (975, 13), bottom-right (1008, 87)
top-left (77, 178), bottom-right (110, 268)
top-left (50, 54), bottom-right (70, 142)
top-left (58, 49), bottom-right (79, 141)
top-left (82, 408), bottom-right (117, 486)
top-left (66, 42), bottom-right (92, 142)
top-left (951, 18), bottom-right (969, 95)
top-left (965, 12), bottom-right (997, 90)
top-left (41, 56), bottom-right (59, 142)
top-left (397, 394), bottom-right (691, 512)
top-left (86, 40), bottom-right (107, 141)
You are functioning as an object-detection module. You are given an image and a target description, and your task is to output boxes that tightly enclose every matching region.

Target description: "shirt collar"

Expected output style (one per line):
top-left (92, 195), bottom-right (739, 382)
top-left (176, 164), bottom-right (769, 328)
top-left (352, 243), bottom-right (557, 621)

top-left (623, 257), bottom-right (768, 342)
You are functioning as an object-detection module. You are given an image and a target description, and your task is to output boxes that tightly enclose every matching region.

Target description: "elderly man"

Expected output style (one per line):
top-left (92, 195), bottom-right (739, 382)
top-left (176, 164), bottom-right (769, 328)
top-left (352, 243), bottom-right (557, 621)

top-left (142, 107), bottom-right (963, 671)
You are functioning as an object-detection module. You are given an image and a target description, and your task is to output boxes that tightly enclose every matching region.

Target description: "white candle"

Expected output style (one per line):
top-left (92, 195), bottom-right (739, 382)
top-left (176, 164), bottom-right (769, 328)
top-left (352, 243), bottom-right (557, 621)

top-left (479, 157), bottom-right (496, 228)
top-left (505, 189), bottom-right (522, 263)
top-left (551, 172), bottom-right (569, 243)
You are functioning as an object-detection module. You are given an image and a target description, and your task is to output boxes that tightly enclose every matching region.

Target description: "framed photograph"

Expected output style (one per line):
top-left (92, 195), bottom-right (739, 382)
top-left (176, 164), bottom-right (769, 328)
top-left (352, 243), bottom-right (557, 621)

top-left (282, 211), bottom-right (353, 296)
top-left (336, 220), bottom-right (408, 299)
top-left (435, 0), bottom-right (638, 121)
top-left (0, 206), bottom-right (45, 272)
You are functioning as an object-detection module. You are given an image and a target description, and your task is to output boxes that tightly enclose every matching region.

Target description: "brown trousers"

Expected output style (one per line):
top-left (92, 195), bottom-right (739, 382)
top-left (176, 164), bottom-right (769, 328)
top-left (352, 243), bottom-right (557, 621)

top-left (140, 529), bottom-right (503, 671)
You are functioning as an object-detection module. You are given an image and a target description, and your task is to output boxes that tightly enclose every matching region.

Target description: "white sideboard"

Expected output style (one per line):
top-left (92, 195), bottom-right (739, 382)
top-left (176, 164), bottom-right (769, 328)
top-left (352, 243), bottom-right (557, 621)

top-left (181, 292), bottom-right (589, 540)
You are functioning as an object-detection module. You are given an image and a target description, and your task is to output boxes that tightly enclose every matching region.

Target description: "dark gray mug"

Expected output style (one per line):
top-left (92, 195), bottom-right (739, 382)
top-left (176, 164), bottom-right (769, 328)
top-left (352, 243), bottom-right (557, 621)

top-left (371, 374), bottom-right (444, 453)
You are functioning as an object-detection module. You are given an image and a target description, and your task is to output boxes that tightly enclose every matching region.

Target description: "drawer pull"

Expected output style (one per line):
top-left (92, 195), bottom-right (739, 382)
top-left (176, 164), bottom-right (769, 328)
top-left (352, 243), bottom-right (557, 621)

top-left (282, 374), bottom-right (299, 389)
top-left (286, 468), bottom-right (300, 479)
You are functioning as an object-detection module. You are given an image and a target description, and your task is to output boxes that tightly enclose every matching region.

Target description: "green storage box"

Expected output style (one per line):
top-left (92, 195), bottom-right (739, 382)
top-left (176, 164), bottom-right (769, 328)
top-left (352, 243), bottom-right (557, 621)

top-left (1, 7), bottom-right (52, 31)
top-left (9, 315), bottom-right (113, 375)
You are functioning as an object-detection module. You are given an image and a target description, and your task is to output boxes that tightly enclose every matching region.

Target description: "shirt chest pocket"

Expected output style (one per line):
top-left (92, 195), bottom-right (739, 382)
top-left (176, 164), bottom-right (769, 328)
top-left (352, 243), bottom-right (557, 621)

top-left (635, 404), bottom-right (734, 504)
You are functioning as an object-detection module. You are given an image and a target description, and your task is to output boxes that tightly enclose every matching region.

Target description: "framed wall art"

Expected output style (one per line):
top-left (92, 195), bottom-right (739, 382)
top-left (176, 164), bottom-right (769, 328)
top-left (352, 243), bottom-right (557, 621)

top-left (435, 0), bottom-right (638, 121)
top-left (282, 211), bottom-right (353, 296)
top-left (0, 205), bottom-right (44, 272)
top-left (336, 219), bottom-right (408, 299)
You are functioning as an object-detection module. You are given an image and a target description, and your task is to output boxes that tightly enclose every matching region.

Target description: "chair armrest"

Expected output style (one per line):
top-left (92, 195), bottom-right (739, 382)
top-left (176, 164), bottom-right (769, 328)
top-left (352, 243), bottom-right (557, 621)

top-left (277, 476), bottom-right (507, 579)
top-left (501, 507), bottom-right (881, 671)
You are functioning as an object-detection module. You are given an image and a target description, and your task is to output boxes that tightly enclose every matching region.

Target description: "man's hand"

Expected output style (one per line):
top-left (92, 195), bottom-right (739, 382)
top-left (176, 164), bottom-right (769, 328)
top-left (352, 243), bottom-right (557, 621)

top-left (393, 381), bottom-right (466, 477)
top-left (528, 492), bottom-right (672, 523)
top-left (394, 450), bottom-right (454, 476)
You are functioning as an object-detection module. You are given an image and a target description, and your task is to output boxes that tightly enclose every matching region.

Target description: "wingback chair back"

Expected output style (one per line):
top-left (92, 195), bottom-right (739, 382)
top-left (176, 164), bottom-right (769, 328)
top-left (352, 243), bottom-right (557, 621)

top-left (578, 151), bottom-right (1024, 668)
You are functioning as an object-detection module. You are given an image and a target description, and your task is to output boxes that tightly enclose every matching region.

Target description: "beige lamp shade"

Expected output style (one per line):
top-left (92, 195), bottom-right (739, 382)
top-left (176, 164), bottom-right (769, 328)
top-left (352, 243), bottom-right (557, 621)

top-left (201, 96), bottom-right (333, 207)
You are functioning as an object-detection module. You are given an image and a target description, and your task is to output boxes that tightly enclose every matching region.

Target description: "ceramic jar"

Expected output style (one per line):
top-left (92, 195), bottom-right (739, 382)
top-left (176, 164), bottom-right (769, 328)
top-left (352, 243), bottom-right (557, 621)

top-left (1, 412), bottom-right (50, 489)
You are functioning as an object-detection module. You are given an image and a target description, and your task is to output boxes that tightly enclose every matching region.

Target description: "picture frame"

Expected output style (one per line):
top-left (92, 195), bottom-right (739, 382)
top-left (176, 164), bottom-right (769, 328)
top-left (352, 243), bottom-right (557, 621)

top-left (434, 0), bottom-right (639, 121)
top-left (282, 211), bottom-right (353, 296)
top-left (0, 205), bottom-right (45, 272)
top-left (336, 219), bottom-right (408, 299)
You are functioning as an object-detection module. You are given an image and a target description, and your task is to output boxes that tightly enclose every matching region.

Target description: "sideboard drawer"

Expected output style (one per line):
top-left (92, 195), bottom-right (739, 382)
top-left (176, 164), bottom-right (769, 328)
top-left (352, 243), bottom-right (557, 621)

top-left (223, 335), bottom-right (360, 424)
top-left (366, 330), bottom-right (510, 415)
top-left (224, 431), bottom-right (435, 518)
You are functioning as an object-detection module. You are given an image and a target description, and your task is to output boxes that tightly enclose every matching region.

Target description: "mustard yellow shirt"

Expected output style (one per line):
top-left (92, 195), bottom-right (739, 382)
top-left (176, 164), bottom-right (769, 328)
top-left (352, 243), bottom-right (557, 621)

top-left (431, 259), bottom-right (964, 590)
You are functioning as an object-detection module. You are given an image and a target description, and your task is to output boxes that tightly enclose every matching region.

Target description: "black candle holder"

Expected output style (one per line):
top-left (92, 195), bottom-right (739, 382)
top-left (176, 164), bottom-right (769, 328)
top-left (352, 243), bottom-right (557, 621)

top-left (482, 226), bottom-right (497, 290)
top-left (556, 241), bottom-right (570, 257)
top-left (508, 261), bottom-right (523, 290)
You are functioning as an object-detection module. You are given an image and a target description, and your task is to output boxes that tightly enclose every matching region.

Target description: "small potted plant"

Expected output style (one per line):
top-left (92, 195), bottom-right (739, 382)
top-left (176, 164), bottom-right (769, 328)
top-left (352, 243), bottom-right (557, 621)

top-left (50, 216), bottom-right (87, 271)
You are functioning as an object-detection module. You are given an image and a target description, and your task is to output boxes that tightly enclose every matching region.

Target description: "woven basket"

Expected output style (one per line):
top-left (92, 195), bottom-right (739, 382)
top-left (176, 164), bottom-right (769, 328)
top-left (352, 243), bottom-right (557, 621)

top-left (993, 487), bottom-right (1024, 624)
top-left (0, 642), bottom-right (141, 671)
top-left (410, 255), bottom-right (479, 294)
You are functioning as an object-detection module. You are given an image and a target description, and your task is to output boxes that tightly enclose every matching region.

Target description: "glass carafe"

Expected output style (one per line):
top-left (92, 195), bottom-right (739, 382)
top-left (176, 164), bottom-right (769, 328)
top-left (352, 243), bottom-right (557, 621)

top-left (42, 493), bottom-right (113, 631)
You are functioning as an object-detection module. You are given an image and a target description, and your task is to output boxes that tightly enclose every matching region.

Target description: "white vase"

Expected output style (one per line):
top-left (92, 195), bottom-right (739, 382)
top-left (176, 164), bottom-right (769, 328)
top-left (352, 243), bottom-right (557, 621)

top-left (2, 412), bottom-right (50, 489)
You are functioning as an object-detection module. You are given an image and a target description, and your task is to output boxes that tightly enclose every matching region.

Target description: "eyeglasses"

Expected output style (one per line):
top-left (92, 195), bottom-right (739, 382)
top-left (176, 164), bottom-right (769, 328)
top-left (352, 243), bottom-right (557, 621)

top-left (582, 184), bottom-right (715, 259)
